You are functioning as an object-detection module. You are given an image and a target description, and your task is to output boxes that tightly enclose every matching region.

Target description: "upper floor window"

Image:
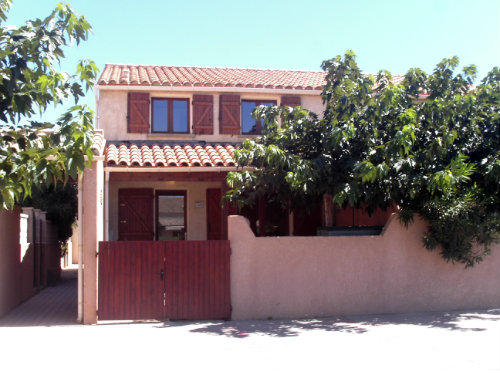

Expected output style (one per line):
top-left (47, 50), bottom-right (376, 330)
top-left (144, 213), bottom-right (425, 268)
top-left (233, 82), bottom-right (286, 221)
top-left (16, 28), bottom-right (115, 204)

top-left (241, 100), bottom-right (276, 134)
top-left (128, 93), bottom-right (300, 135)
top-left (152, 98), bottom-right (189, 133)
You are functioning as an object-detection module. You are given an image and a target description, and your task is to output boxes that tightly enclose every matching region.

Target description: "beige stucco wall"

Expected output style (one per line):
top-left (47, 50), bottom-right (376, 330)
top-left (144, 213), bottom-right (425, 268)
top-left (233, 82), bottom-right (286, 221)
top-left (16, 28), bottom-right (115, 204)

top-left (97, 89), bottom-right (324, 142)
top-left (108, 180), bottom-right (223, 241)
top-left (229, 214), bottom-right (500, 320)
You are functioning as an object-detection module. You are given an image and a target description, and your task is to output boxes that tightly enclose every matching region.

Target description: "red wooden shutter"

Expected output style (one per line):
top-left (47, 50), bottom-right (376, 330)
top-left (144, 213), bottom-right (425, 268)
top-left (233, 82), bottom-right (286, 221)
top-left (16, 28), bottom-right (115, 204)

top-left (219, 94), bottom-right (240, 135)
top-left (127, 92), bottom-right (150, 133)
top-left (118, 188), bottom-right (154, 240)
top-left (281, 95), bottom-right (301, 107)
top-left (192, 94), bottom-right (214, 134)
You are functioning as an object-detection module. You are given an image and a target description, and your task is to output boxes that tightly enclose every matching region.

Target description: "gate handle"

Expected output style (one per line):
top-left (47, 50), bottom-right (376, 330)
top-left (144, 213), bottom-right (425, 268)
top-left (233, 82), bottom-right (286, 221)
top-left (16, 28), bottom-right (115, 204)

top-left (160, 269), bottom-right (164, 281)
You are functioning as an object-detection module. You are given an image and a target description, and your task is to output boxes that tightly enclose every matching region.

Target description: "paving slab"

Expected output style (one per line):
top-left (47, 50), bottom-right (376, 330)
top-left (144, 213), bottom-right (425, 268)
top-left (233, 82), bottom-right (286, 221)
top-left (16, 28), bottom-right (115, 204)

top-left (0, 268), bottom-right (498, 372)
top-left (0, 309), bottom-right (498, 372)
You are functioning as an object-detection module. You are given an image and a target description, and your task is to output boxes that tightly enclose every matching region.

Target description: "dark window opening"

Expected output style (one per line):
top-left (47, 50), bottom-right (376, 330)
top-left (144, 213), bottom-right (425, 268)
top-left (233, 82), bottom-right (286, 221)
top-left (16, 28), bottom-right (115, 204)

top-left (240, 197), bottom-right (289, 236)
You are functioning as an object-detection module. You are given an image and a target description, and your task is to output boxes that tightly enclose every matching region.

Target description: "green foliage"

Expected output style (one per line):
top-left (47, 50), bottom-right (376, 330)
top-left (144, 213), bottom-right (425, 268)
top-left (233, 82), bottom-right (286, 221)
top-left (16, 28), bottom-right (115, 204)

top-left (0, 0), bottom-right (98, 209)
top-left (227, 51), bottom-right (500, 267)
top-left (23, 183), bottom-right (78, 242)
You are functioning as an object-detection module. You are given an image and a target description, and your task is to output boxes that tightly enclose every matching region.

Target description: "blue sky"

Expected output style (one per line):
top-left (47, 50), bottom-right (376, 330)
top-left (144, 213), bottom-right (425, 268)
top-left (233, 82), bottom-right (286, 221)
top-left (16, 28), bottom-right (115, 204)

top-left (5, 0), bottom-right (500, 122)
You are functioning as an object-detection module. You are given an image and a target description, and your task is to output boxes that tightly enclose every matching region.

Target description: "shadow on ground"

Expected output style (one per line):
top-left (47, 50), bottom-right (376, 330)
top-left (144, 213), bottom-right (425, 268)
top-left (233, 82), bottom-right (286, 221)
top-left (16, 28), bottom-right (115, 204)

top-left (155, 309), bottom-right (500, 338)
top-left (0, 268), bottom-right (78, 327)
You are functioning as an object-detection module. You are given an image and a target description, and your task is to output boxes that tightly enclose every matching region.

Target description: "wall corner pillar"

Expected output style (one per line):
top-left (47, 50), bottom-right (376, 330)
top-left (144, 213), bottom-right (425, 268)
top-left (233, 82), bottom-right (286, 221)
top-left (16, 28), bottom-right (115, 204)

top-left (80, 157), bottom-right (104, 324)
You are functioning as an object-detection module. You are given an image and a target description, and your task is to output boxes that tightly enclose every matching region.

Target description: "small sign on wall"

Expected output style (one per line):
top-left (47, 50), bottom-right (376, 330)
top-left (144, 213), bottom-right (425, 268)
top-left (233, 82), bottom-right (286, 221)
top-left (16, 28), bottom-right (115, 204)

top-left (194, 201), bottom-right (204, 208)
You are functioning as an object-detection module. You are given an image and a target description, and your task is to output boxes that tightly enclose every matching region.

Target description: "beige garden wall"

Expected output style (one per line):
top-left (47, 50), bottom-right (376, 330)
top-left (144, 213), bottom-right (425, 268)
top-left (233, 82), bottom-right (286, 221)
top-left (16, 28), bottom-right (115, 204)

top-left (229, 214), bottom-right (500, 320)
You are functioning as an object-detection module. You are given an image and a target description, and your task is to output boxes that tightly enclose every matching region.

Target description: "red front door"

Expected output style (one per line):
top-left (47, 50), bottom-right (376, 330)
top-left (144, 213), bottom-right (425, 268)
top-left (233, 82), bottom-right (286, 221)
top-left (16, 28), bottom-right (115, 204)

top-left (118, 188), bottom-right (155, 241)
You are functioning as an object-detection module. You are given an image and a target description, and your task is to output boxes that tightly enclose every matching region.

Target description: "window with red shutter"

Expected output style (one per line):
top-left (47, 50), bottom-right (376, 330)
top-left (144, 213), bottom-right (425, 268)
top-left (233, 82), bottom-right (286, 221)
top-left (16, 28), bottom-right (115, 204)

top-left (219, 95), bottom-right (241, 135)
top-left (127, 92), bottom-right (150, 133)
top-left (192, 94), bottom-right (214, 134)
top-left (280, 95), bottom-right (301, 107)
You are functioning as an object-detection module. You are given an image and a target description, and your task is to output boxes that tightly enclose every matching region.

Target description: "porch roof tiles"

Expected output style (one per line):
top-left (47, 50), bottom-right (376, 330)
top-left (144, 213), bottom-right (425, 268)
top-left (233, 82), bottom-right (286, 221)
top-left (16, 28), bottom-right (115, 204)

top-left (105, 142), bottom-right (237, 168)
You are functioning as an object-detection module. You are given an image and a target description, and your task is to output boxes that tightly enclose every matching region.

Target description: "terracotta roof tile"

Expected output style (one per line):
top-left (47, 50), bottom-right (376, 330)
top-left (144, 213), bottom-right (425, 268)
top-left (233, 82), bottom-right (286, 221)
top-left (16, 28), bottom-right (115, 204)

top-left (98, 64), bottom-right (410, 93)
top-left (105, 143), bottom-right (237, 168)
top-left (98, 64), bottom-right (327, 91)
top-left (91, 130), bottom-right (106, 156)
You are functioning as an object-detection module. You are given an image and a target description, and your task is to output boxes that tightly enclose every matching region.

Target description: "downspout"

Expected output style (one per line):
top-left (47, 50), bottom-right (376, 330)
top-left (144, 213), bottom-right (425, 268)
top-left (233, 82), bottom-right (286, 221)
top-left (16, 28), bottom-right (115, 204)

top-left (77, 172), bottom-right (84, 323)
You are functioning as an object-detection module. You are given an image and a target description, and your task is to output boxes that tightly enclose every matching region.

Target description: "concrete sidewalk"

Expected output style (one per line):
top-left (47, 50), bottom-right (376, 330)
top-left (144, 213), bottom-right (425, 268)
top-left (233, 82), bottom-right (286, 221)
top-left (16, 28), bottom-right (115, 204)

top-left (1, 268), bottom-right (498, 372)
top-left (0, 308), bottom-right (498, 373)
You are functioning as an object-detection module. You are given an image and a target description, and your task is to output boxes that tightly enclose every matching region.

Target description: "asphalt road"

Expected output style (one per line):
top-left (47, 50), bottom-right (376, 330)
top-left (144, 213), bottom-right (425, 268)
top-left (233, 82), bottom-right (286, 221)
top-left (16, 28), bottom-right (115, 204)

top-left (1, 309), bottom-right (499, 373)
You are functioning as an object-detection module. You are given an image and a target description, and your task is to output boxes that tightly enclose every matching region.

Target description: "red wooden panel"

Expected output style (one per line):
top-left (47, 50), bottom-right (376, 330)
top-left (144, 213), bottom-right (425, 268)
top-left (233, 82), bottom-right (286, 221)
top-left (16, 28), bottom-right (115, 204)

top-left (219, 95), bottom-right (241, 134)
top-left (281, 95), bottom-right (301, 107)
top-left (206, 188), bottom-right (222, 240)
top-left (98, 240), bottom-right (231, 321)
top-left (356, 207), bottom-right (392, 226)
top-left (192, 94), bottom-right (214, 134)
top-left (335, 205), bottom-right (392, 227)
top-left (293, 203), bottom-right (322, 236)
top-left (98, 241), bottom-right (164, 320)
top-left (118, 189), bottom-right (154, 241)
top-left (334, 206), bottom-right (356, 226)
top-left (164, 240), bottom-right (230, 320)
top-left (128, 92), bottom-right (150, 133)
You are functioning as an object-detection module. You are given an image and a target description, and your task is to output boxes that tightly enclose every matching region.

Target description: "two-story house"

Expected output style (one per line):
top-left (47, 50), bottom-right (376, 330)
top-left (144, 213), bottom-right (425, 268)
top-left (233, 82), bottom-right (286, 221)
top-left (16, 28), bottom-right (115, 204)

top-left (77, 64), bottom-right (328, 323)
top-left (94, 64), bottom-right (327, 242)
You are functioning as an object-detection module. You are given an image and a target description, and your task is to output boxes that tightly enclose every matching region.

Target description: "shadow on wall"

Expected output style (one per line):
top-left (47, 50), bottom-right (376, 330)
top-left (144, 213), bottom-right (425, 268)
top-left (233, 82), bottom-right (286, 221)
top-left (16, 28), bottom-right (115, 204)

top-left (154, 309), bottom-right (499, 338)
top-left (0, 207), bottom-right (61, 318)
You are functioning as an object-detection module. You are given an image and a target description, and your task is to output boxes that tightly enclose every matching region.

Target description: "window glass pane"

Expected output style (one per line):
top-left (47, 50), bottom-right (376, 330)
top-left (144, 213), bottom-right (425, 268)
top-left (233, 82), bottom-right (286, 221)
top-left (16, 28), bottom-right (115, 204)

top-left (173, 100), bottom-right (188, 132)
top-left (157, 195), bottom-right (185, 240)
top-left (242, 101), bottom-right (257, 134)
top-left (152, 99), bottom-right (168, 132)
top-left (260, 102), bottom-right (274, 130)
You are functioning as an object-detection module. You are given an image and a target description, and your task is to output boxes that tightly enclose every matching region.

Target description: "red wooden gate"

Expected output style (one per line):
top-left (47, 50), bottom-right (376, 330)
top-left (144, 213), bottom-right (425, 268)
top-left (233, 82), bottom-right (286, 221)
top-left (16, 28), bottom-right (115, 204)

top-left (98, 241), bottom-right (230, 321)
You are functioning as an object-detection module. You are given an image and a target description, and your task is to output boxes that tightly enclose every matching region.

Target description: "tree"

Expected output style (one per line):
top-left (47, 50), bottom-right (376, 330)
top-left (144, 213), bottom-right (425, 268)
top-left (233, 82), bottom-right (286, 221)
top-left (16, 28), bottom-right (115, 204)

top-left (0, 0), bottom-right (98, 209)
top-left (226, 51), bottom-right (500, 267)
top-left (23, 182), bottom-right (78, 242)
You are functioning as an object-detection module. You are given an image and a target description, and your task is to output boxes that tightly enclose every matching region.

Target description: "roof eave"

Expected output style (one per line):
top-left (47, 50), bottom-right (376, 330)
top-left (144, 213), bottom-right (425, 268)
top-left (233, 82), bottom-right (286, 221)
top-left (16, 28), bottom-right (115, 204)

top-left (103, 166), bottom-right (253, 172)
top-left (96, 84), bottom-right (323, 95)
